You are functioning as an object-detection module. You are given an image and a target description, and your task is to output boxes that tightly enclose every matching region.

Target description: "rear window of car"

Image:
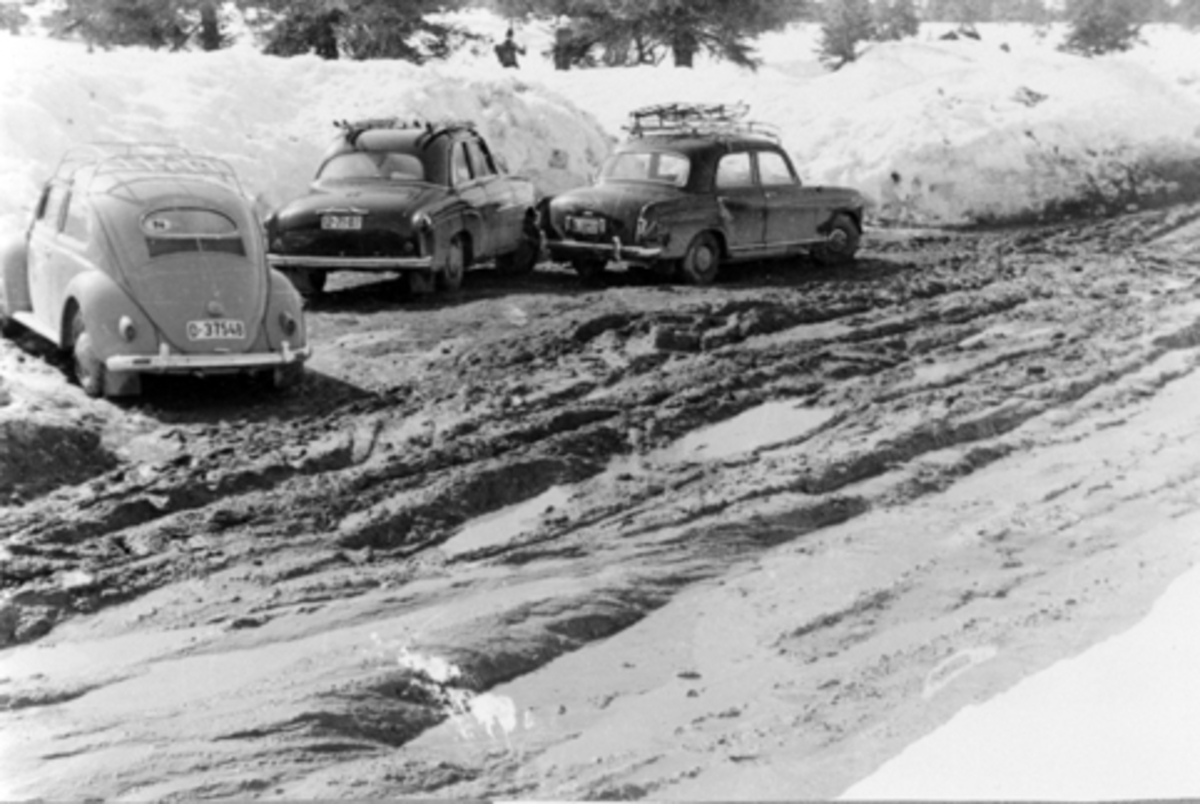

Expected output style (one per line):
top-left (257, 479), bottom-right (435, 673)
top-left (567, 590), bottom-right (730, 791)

top-left (141, 207), bottom-right (245, 258)
top-left (318, 151), bottom-right (427, 182)
top-left (601, 151), bottom-right (690, 187)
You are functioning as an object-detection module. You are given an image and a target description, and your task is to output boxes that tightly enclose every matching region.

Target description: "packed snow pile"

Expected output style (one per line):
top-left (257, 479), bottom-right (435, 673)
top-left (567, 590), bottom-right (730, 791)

top-left (3, 20), bottom-right (1200, 233)
top-left (792, 37), bottom-right (1200, 225)
top-left (0, 35), bottom-right (611, 237)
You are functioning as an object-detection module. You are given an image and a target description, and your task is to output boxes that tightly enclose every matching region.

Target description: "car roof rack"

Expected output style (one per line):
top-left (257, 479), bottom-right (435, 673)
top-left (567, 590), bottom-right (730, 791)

top-left (334, 117), bottom-right (478, 146)
top-left (53, 142), bottom-right (243, 191)
top-left (626, 102), bottom-right (780, 141)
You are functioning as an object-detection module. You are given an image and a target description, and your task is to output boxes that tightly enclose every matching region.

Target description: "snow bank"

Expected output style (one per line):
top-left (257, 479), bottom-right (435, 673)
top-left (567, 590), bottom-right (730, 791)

top-left (0, 34), bottom-right (611, 237)
top-left (3, 20), bottom-right (1200, 233)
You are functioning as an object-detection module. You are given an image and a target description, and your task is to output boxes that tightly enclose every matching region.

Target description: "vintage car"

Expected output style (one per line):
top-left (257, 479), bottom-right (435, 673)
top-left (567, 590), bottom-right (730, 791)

top-left (543, 103), bottom-right (867, 284)
top-left (266, 118), bottom-right (542, 295)
top-left (0, 144), bottom-right (309, 398)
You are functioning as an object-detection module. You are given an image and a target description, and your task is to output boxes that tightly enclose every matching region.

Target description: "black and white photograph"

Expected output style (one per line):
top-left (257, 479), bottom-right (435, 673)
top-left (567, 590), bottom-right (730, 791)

top-left (2, 0), bottom-right (1200, 799)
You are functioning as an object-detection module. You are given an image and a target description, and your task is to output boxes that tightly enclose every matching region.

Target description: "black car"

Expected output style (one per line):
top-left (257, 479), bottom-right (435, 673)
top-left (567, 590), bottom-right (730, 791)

top-left (266, 118), bottom-right (541, 295)
top-left (543, 103), bottom-right (866, 284)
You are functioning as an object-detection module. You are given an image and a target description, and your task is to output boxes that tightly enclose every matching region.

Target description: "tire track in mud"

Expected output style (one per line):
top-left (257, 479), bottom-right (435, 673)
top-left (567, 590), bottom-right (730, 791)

top-left (4, 207), bottom-right (1200, 796)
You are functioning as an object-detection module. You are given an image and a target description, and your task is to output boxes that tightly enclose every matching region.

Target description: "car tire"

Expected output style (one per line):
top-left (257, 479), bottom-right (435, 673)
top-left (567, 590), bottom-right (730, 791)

top-left (282, 268), bottom-right (326, 297)
top-left (572, 258), bottom-right (606, 285)
top-left (679, 232), bottom-right (721, 285)
top-left (71, 311), bottom-right (106, 398)
top-left (438, 234), bottom-right (468, 292)
top-left (812, 213), bottom-right (861, 266)
top-left (496, 218), bottom-right (542, 275)
top-left (306, 269), bottom-right (327, 295)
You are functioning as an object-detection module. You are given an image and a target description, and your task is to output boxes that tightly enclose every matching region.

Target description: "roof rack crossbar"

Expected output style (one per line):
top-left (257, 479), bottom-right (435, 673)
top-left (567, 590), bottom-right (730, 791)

top-left (625, 102), bottom-right (779, 141)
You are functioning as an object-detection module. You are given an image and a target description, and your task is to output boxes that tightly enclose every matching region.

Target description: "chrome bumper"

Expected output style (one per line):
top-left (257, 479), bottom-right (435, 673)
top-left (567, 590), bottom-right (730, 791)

top-left (106, 342), bottom-right (311, 373)
top-left (548, 236), bottom-right (665, 264)
top-left (267, 253), bottom-right (433, 271)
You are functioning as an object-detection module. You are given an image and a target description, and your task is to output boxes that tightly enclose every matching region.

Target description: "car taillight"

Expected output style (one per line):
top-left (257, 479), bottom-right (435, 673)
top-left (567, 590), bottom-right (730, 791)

top-left (118, 316), bottom-right (137, 342)
top-left (278, 311), bottom-right (297, 337)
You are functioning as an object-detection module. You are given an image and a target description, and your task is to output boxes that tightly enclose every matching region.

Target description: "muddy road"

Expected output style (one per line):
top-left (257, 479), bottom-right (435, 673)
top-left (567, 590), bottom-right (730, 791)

top-left (4, 205), bottom-right (1200, 799)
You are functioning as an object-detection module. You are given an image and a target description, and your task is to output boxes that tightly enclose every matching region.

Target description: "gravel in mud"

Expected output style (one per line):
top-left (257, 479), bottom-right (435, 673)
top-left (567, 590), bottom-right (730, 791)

top-left (4, 204), bottom-right (1200, 799)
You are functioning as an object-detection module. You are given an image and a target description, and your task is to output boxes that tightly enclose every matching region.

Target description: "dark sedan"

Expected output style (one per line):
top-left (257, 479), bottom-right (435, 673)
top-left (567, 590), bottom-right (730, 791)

top-left (266, 118), bottom-right (541, 295)
top-left (544, 103), bottom-right (867, 285)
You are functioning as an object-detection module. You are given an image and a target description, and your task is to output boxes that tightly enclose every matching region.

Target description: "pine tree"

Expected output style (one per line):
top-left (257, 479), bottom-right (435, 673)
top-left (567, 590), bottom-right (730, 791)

top-left (819, 0), bottom-right (875, 69)
top-left (0, 2), bottom-right (29, 34)
top-left (874, 0), bottom-right (919, 41)
top-left (1061, 0), bottom-right (1144, 56)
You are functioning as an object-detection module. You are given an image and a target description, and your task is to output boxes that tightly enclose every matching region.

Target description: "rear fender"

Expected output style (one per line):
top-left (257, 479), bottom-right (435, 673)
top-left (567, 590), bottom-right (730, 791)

top-left (60, 271), bottom-right (147, 355)
top-left (263, 268), bottom-right (308, 352)
top-left (1, 236), bottom-right (32, 315)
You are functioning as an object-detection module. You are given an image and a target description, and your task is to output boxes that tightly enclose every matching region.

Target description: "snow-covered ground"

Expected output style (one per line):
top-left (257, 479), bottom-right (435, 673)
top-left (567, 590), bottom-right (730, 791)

top-left (5, 14), bottom-right (1200, 799)
top-left (843, 555), bottom-right (1200, 800)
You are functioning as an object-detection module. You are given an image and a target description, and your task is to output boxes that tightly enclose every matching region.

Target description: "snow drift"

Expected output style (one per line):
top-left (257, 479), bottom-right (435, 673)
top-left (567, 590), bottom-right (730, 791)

top-left (0, 35), bottom-right (612, 237)
top-left (3, 21), bottom-right (1200, 232)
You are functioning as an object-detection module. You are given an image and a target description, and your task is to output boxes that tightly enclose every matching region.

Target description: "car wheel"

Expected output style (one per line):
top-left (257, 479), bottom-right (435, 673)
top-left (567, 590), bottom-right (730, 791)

top-left (497, 218), bottom-right (542, 275)
top-left (679, 232), bottom-right (721, 285)
top-left (306, 269), bottom-right (327, 295)
top-left (438, 234), bottom-right (468, 292)
top-left (281, 268), bottom-right (326, 297)
top-left (571, 258), bottom-right (606, 285)
top-left (71, 311), bottom-right (106, 398)
top-left (812, 213), bottom-right (861, 266)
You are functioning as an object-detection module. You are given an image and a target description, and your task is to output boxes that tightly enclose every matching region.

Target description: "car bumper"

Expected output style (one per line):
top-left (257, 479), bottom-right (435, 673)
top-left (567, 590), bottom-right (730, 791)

top-left (106, 342), bottom-right (310, 373)
top-left (267, 253), bottom-right (433, 271)
top-left (548, 237), bottom-right (664, 265)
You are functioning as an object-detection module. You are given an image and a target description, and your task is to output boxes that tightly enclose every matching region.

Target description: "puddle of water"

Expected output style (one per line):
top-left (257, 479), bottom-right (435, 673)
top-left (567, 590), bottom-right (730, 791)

top-left (442, 486), bottom-right (572, 556)
top-left (655, 401), bottom-right (836, 463)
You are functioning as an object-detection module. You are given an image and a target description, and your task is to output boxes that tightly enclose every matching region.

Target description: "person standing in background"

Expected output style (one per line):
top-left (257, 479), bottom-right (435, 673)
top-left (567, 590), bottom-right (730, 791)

top-left (495, 27), bottom-right (525, 68)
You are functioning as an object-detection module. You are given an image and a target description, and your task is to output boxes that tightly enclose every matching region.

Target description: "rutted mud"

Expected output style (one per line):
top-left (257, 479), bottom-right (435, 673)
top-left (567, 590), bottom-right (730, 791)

top-left (4, 205), bottom-right (1200, 799)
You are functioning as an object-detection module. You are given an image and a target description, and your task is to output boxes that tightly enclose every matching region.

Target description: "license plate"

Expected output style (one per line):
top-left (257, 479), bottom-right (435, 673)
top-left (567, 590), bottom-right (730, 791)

top-left (321, 214), bottom-right (363, 230)
top-left (187, 319), bottom-right (245, 341)
top-left (567, 215), bottom-right (605, 236)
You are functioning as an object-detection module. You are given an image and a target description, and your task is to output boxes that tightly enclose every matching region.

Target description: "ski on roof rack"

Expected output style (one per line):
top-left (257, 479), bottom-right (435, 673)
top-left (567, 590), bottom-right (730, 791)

top-left (626, 102), bottom-right (779, 141)
top-left (334, 117), bottom-right (477, 146)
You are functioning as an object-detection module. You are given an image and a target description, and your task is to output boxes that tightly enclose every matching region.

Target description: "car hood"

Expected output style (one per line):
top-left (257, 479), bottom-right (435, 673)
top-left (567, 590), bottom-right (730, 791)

top-left (549, 182), bottom-right (682, 229)
top-left (124, 251), bottom-right (267, 354)
top-left (272, 181), bottom-right (446, 230)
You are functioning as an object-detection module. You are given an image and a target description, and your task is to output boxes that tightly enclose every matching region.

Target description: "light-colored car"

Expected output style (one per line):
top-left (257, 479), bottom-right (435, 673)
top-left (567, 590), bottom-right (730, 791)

top-left (0, 144), bottom-right (309, 398)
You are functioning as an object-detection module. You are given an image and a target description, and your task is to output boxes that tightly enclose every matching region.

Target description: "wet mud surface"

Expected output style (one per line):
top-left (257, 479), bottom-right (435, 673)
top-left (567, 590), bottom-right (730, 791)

top-left (4, 204), bottom-right (1200, 798)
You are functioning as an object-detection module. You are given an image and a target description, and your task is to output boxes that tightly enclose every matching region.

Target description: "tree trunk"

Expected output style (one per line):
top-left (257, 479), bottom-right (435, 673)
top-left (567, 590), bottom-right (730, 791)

top-left (198, 2), bottom-right (221, 51)
top-left (672, 34), bottom-right (696, 67)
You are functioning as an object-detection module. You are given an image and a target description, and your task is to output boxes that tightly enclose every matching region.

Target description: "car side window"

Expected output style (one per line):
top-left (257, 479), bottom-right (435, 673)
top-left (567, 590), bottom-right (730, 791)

top-left (757, 150), bottom-right (798, 186)
top-left (37, 184), bottom-right (69, 230)
top-left (466, 140), bottom-right (497, 179)
top-left (452, 142), bottom-right (474, 185)
top-left (716, 152), bottom-right (754, 189)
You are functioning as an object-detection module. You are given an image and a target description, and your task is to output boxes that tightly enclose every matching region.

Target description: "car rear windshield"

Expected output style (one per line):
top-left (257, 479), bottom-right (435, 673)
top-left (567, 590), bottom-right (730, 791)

top-left (318, 151), bottom-right (428, 182)
top-left (142, 207), bottom-right (246, 258)
top-left (601, 151), bottom-right (690, 187)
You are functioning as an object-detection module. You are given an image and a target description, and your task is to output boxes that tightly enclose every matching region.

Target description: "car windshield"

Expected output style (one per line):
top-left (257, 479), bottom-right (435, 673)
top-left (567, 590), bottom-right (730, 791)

top-left (318, 151), bottom-right (427, 182)
top-left (141, 207), bottom-right (245, 258)
top-left (600, 151), bottom-right (690, 187)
